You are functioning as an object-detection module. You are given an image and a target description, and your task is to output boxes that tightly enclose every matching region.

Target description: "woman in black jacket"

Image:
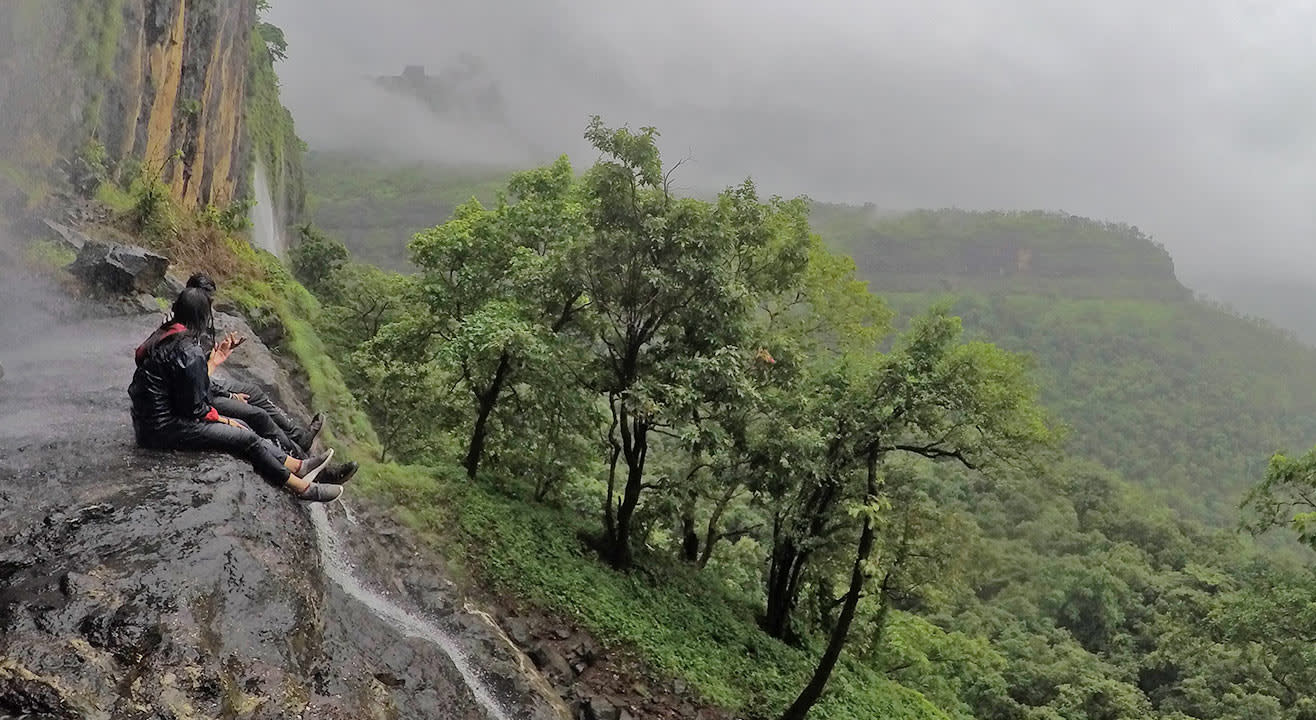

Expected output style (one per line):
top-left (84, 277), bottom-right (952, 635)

top-left (129, 288), bottom-right (350, 502)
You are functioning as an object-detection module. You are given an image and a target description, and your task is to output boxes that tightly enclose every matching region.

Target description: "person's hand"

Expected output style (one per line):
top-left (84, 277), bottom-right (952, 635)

top-left (234, 393), bottom-right (250, 403)
top-left (210, 332), bottom-right (245, 367)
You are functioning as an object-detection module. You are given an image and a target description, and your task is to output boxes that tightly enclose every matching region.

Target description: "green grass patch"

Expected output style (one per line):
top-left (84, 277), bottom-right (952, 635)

top-left (95, 181), bottom-right (135, 213)
top-left (360, 463), bottom-right (947, 720)
top-left (224, 245), bottom-right (379, 453)
top-left (0, 161), bottom-right (53, 207)
top-left (22, 238), bottom-right (76, 275)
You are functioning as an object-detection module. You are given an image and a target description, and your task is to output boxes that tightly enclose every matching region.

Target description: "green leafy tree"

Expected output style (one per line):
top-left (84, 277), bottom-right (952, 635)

top-left (346, 313), bottom-right (447, 462)
top-left (410, 156), bottom-right (591, 478)
top-left (289, 224), bottom-right (349, 292)
top-left (579, 117), bottom-right (812, 569)
top-left (781, 309), bottom-right (1053, 720)
top-left (317, 262), bottom-right (414, 352)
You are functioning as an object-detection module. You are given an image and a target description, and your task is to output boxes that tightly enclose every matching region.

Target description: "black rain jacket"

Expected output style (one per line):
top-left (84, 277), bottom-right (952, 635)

top-left (128, 324), bottom-right (219, 443)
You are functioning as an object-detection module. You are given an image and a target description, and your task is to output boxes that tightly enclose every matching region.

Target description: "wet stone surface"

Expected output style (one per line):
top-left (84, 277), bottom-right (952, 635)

top-left (0, 312), bottom-right (557, 719)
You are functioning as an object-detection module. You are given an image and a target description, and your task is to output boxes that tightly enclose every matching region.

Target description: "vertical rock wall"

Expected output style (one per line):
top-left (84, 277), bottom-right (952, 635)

top-left (0, 0), bottom-right (268, 212)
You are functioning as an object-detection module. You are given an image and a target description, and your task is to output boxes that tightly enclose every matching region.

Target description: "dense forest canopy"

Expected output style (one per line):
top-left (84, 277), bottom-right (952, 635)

top-left (307, 158), bottom-right (1316, 526)
top-left (279, 119), bottom-right (1316, 720)
top-left (813, 204), bottom-right (1316, 524)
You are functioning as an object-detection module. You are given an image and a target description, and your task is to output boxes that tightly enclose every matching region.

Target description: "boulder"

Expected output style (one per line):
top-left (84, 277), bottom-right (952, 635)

top-left (131, 293), bottom-right (162, 315)
top-left (67, 241), bottom-right (169, 297)
top-left (156, 273), bottom-right (186, 301)
top-left (243, 303), bottom-right (286, 347)
top-left (210, 312), bottom-right (309, 421)
top-left (529, 645), bottom-right (573, 680)
top-left (506, 616), bottom-right (533, 646)
top-left (583, 696), bottom-right (621, 720)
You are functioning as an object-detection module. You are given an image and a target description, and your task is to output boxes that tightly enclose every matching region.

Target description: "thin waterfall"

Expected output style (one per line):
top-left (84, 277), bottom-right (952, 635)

top-left (308, 503), bottom-right (515, 720)
top-left (250, 161), bottom-right (287, 257)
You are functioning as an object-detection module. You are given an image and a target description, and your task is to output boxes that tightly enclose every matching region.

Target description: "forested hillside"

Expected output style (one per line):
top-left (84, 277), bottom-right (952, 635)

top-left (304, 151), bottom-right (504, 271)
top-left (814, 205), bottom-right (1316, 523)
top-left (18, 1), bottom-right (1316, 717)
top-left (284, 129), bottom-right (1316, 720)
top-left (307, 163), bottom-right (1316, 524)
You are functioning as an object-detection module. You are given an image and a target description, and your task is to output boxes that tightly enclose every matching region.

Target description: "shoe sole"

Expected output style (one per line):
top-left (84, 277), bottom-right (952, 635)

top-left (303, 485), bottom-right (342, 503)
top-left (299, 447), bottom-right (334, 484)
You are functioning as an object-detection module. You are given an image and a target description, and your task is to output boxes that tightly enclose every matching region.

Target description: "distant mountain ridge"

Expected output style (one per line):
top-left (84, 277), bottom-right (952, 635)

top-left (816, 203), bottom-right (1316, 523)
top-left (812, 204), bottom-right (1190, 301)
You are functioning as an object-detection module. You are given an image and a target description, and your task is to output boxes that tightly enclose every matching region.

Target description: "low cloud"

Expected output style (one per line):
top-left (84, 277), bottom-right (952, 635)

top-left (268, 0), bottom-right (1316, 289)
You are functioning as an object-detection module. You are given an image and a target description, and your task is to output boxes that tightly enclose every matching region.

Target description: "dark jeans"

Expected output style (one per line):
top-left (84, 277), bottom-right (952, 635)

top-left (211, 395), bottom-right (303, 459)
top-left (210, 376), bottom-right (312, 452)
top-left (143, 419), bottom-right (291, 487)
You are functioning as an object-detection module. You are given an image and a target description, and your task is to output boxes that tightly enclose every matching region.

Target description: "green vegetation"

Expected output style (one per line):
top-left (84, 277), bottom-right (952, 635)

top-left (304, 150), bottom-right (507, 271)
top-left (811, 205), bottom-right (1190, 301)
top-left (66, 0), bottom-right (124, 135)
top-left (815, 204), bottom-right (1316, 525)
top-left (247, 8), bottom-right (305, 221)
top-left (0, 160), bottom-right (53, 209)
top-left (266, 111), bottom-right (1316, 719)
top-left (22, 238), bottom-right (76, 275)
top-left (33, 3), bottom-right (1311, 715)
top-left (271, 124), bottom-right (1316, 720)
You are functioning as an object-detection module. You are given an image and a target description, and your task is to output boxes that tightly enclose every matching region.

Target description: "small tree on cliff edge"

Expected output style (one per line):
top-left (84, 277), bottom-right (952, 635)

top-left (579, 116), bottom-right (812, 569)
top-left (779, 310), bottom-right (1054, 720)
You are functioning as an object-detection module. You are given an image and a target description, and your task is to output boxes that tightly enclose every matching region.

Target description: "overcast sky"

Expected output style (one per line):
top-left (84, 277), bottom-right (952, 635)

top-left (268, 0), bottom-right (1316, 289)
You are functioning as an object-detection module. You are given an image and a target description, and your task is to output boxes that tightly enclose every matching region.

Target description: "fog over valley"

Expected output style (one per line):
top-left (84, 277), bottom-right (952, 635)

top-left (268, 0), bottom-right (1316, 316)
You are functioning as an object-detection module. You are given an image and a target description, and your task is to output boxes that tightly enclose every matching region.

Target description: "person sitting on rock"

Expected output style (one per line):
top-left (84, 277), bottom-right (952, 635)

top-left (184, 272), bottom-right (324, 457)
top-left (129, 288), bottom-right (356, 502)
top-left (136, 278), bottom-right (312, 462)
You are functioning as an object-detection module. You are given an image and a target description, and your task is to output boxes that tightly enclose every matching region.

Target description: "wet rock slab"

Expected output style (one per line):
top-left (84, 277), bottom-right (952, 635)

top-left (0, 312), bottom-right (548, 719)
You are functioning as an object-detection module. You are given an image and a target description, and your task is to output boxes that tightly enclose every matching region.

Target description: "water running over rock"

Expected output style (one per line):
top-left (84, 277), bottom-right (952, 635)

top-left (310, 503), bottom-right (517, 720)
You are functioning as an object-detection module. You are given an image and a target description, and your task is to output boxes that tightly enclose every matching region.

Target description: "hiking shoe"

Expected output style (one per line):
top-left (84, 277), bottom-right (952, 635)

top-left (306, 413), bottom-right (325, 444)
top-left (320, 461), bottom-right (359, 485)
top-left (296, 483), bottom-right (342, 503)
top-left (298, 448), bottom-right (334, 483)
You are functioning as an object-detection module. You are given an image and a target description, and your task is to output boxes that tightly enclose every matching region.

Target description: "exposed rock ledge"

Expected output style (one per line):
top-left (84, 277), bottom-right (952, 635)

top-left (0, 290), bottom-right (565, 719)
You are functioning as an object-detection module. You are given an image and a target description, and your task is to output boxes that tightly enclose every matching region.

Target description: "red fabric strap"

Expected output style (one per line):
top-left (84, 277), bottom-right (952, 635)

top-left (134, 323), bottom-right (186, 365)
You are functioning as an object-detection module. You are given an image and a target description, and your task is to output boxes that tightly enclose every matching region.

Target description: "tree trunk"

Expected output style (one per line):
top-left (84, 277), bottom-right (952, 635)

top-left (763, 539), bottom-right (806, 640)
top-left (604, 397), bottom-right (621, 544)
top-left (680, 493), bottom-right (700, 563)
top-left (608, 411), bottom-right (648, 569)
top-left (697, 483), bottom-right (737, 568)
top-left (610, 459), bottom-right (644, 569)
top-left (763, 471), bottom-right (845, 639)
top-left (780, 449), bottom-right (880, 720)
top-left (464, 352), bottom-right (511, 478)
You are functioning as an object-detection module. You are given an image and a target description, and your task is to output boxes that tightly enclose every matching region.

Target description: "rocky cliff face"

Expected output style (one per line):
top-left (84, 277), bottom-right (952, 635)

top-left (0, 0), bottom-right (284, 214)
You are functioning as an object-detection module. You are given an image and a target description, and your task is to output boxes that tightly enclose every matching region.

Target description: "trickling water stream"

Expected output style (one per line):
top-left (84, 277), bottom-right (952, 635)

top-left (309, 503), bottom-right (516, 720)
top-left (250, 161), bottom-right (286, 257)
